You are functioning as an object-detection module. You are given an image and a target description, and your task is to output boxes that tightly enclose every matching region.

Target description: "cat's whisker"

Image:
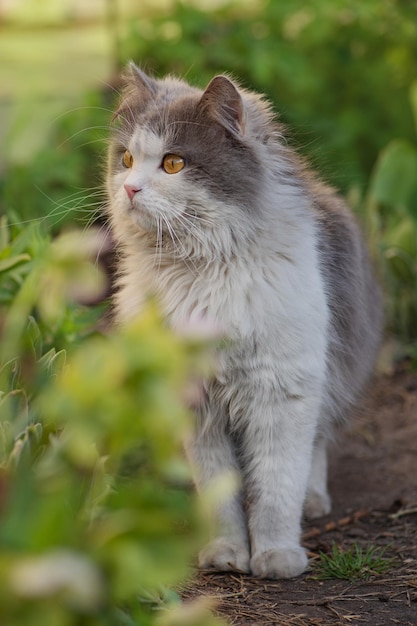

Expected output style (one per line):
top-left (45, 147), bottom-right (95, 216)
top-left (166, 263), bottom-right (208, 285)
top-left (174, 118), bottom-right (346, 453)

top-left (168, 208), bottom-right (216, 257)
top-left (4, 174), bottom-right (106, 230)
top-left (48, 197), bottom-right (104, 214)
top-left (43, 201), bottom-right (104, 220)
top-left (166, 209), bottom-right (204, 243)
top-left (181, 210), bottom-right (215, 231)
top-left (171, 215), bottom-right (208, 254)
top-left (35, 184), bottom-right (105, 206)
top-left (82, 209), bottom-right (107, 232)
top-left (166, 120), bottom-right (212, 131)
top-left (91, 222), bottom-right (113, 269)
top-left (49, 105), bottom-right (116, 128)
top-left (160, 215), bottom-right (200, 277)
top-left (151, 214), bottom-right (161, 271)
top-left (29, 185), bottom-right (106, 229)
top-left (76, 138), bottom-right (110, 150)
top-left (51, 184), bottom-right (105, 199)
top-left (57, 126), bottom-right (110, 150)
top-left (5, 215), bottom-right (47, 228)
top-left (100, 80), bottom-right (123, 98)
top-left (160, 214), bottom-right (182, 255)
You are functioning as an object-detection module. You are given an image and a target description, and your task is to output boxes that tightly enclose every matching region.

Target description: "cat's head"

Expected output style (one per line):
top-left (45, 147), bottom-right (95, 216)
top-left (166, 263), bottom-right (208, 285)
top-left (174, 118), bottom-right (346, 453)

top-left (107, 64), bottom-right (276, 257)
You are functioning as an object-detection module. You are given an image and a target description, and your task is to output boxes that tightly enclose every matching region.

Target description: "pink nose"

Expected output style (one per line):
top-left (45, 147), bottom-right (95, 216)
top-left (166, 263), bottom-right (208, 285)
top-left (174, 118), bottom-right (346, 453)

top-left (124, 183), bottom-right (140, 201)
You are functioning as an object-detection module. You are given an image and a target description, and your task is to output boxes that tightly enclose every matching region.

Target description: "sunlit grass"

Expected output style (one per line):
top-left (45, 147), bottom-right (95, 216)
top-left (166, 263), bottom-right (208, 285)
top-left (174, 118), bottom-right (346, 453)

top-left (313, 543), bottom-right (394, 582)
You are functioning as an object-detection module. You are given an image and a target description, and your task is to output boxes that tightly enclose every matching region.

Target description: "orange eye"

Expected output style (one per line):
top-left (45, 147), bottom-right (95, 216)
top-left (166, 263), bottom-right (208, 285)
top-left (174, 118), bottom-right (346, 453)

top-left (162, 154), bottom-right (185, 174)
top-left (122, 150), bottom-right (133, 168)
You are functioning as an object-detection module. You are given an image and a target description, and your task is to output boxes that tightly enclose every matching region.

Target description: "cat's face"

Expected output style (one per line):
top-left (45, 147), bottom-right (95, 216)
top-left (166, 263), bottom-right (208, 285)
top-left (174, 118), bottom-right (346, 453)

top-left (107, 66), bottom-right (263, 254)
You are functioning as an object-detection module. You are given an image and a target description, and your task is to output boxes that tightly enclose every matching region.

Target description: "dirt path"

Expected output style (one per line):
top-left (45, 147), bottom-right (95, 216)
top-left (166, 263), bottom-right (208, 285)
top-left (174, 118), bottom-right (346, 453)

top-left (182, 364), bottom-right (417, 625)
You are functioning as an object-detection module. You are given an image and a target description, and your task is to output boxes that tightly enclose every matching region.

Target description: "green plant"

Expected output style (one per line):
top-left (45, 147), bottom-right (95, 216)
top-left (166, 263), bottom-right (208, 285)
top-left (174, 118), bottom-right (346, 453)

top-left (365, 82), bottom-right (417, 345)
top-left (313, 542), bottom-right (393, 581)
top-left (0, 225), bottom-right (224, 626)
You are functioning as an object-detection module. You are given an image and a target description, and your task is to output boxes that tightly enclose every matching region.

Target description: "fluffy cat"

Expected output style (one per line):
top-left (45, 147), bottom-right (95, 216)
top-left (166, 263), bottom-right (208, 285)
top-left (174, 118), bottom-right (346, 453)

top-left (106, 63), bottom-right (382, 579)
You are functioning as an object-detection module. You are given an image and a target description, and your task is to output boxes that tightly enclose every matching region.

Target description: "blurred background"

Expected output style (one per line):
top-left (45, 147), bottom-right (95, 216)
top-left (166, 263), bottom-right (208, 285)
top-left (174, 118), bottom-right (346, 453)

top-left (1, 0), bottom-right (417, 347)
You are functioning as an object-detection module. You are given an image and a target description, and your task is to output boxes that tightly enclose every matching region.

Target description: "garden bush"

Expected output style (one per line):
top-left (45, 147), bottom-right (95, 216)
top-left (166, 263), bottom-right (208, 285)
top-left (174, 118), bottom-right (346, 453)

top-left (0, 221), bottom-right (224, 625)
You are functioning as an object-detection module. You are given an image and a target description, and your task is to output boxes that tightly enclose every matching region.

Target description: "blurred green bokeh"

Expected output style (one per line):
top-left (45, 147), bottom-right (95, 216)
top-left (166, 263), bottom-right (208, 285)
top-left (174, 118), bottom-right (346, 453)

top-left (1, 0), bottom-right (416, 185)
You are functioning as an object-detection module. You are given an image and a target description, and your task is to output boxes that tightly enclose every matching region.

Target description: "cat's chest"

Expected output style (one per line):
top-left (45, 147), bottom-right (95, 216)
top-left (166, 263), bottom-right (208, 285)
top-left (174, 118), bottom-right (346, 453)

top-left (153, 256), bottom-right (277, 339)
top-left (118, 243), bottom-right (328, 372)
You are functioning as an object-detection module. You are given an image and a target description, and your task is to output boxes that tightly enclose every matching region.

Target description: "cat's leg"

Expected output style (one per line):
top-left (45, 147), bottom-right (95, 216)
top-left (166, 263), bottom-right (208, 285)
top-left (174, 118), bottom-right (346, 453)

top-left (185, 406), bottom-right (250, 573)
top-left (304, 436), bottom-right (332, 519)
top-left (241, 387), bottom-right (321, 579)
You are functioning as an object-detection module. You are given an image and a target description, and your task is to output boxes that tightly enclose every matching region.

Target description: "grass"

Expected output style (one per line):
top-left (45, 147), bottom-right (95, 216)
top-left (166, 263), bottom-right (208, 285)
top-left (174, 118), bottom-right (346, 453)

top-left (313, 542), bottom-right (393, 582)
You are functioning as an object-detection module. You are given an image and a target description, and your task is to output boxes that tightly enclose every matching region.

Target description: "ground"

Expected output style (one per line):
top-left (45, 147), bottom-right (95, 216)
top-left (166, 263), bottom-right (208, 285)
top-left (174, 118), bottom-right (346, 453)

top-left (182, 362), bottom-right (417, 625)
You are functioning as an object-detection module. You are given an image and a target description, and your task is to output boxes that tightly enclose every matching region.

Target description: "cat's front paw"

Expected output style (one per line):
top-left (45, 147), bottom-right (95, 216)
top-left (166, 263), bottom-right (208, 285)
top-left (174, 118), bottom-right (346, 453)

top-left (304, 489), bottom-right (331, 520)
top-left (198, 538), bottom-right (250, 573)
top-left (250, 546), bottom-right (308, 579)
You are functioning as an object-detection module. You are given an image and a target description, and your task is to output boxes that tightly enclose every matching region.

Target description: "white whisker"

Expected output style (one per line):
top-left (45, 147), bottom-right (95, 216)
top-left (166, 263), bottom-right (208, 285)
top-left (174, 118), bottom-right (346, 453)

top-left (57, 126), bottom-right (110, 150)
top-left (160, 214), bottom-right (199, 278)
top-left (49, 105), bottom-right (116, 128)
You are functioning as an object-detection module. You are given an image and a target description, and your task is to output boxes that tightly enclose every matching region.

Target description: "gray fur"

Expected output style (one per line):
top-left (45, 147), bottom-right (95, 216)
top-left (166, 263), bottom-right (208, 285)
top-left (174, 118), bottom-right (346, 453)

top-left (106, 66), bottom-right (382, 578)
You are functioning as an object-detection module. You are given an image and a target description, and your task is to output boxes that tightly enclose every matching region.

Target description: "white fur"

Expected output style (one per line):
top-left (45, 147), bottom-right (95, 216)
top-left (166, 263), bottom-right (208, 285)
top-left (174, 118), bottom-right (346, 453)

top-left (107, 76), bottom-right (380, 578)
top-left (109, 125), bottom-right (331, 578)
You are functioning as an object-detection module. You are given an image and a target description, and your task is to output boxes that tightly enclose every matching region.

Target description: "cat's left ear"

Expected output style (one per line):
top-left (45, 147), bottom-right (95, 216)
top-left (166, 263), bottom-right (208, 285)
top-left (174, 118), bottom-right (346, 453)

top-left (199, 76), bottom-right (245, 135)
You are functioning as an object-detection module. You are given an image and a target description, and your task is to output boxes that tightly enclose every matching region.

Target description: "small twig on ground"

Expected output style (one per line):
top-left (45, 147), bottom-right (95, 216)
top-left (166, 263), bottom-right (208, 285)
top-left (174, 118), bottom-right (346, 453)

top-left (303, 510), bottom-right (369, 540)
top-left (389, 505), bottom-right (417, 520)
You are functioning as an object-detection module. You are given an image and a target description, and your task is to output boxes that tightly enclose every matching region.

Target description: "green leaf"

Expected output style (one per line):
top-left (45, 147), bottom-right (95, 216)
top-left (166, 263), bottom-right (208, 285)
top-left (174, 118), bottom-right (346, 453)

top-left (385, 217), bottom-right (417, 256)
top-left (385, 247), bottom-right (416, 283)
top-left (26, 316), bottom-right (43, 361)
top-left (0, 254), bottom-right (31, 274)
top-left (0, 216), bottom-right (10, 251)
top-left (38, 349), bottom-right (67, 378)
top-left (369, 140), bottom-right (417, 214)
top-left (0, 421), bottom-right (13, 464)
top-left (410, 81), bottom-right (417, 138)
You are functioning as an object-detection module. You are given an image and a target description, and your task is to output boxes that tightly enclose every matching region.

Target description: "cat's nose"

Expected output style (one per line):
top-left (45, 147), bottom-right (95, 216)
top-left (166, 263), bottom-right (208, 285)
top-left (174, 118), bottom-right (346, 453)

top-left (124, 183), bottom-right (141, 201)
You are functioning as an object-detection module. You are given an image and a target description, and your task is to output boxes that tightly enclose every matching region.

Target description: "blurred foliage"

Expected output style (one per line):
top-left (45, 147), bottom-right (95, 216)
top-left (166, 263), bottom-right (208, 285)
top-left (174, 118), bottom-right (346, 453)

top-left (124, 0), bottom-right (417, 192)
top-left (365, 83), bottom-right (417, 344)
top-left (0, 216), bottom-right (106, 365)
top-left (0, 90), bottom-right (110, 230)
top-left (0, 224), bottom-right (224, 625)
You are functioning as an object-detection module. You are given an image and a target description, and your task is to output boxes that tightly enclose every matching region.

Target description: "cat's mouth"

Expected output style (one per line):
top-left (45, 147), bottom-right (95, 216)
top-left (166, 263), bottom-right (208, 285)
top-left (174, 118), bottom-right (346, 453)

top-left (126, 200), bottom-right (158, 232)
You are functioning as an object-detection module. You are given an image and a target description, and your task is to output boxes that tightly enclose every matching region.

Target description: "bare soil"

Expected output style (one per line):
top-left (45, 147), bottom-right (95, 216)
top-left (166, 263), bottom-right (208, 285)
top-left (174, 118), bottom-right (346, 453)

top-left (182, 362), bottom-right (417, 625)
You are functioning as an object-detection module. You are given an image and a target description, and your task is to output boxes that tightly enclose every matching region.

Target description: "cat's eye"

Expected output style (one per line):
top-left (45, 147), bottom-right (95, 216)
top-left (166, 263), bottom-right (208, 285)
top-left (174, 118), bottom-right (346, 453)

top-left (122, 150), bottom-right (133, 168)
top-left (162, 154), bottom-right (185, 174)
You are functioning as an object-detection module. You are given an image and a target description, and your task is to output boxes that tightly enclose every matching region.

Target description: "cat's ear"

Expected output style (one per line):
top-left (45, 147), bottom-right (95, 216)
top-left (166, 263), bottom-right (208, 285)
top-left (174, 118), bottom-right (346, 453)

top-left (199, 76), bottom-right (245, 135)
top-left (127, 62), bottom-right (158, 97)
top-left (112, 63), bottom-right (157, 124)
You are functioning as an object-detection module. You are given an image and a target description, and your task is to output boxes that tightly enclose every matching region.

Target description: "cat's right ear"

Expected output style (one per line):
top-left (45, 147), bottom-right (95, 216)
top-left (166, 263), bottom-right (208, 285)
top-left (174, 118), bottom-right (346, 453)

top-left (112, 63), bottom-right (157, 124)
top-left (126, 62), bottom-right (158, 96)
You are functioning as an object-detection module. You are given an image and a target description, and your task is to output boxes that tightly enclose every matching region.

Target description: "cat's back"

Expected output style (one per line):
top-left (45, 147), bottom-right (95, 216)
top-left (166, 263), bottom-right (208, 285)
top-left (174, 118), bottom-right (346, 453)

top-left (307, 178), bottom-right (382, 420)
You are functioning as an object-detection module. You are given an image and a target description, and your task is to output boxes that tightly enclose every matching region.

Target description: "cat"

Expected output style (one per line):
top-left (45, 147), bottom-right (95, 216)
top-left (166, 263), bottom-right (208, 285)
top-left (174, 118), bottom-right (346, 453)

top-left (106, 63), bottom-right (382, 579)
